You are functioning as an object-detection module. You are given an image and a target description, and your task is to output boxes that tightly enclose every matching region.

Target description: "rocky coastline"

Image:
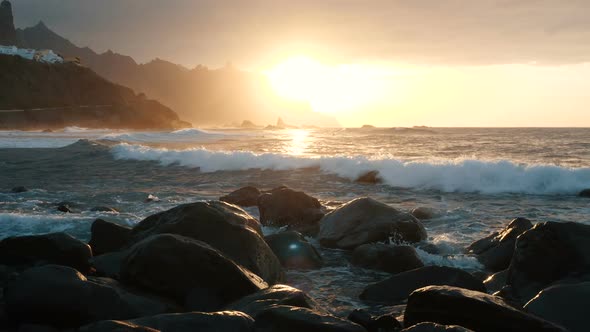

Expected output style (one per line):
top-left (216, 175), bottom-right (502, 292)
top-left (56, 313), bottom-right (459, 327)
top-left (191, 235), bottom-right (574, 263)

top-left (1, 186), bottom-right (588, 332)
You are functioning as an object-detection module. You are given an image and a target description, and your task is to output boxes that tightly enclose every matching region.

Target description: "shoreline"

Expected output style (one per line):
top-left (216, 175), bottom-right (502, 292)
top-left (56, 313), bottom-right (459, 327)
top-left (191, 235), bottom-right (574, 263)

top-left (0, 185), bottom-right (586, 331)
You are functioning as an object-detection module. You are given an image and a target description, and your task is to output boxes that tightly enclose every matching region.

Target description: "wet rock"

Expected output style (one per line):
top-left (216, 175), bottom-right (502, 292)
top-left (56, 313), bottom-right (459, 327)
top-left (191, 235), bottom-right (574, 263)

top-left (348, 309), bottom-right (401, 332)
top-left (16, 324), bottom-right (60, 332)
top-left (220, 186), bottom-right (261, 207)
top-left (4, 265), bottom-right (174, 327)
top-left (360, 266), bottom-right (485, 305)
top-left (120, 234), bottom-right (267, 310)
top-left (81, 311), bottom-right (254, 332)
top-left (129, 201), bottom-right (281, 284)
top-left (483, 269), bottom-right (508, 294)
top-left (401, 322), bottom-right (473, 332)
top-left (579, 189), bottom-right (590, 197)
top-left (79, 320), bottom-right (159, 332)
top-left (415, 242), bottom-right (440, 255)
top-left (507, 221), bottom-right (590, 301)
top-left (0, 232), bottom-right (92, 273)
top-left (524, 281), bottom-right (590, 332)
top-left (319, 198), bottom-right (427, 250)
top-left (10, 186), bottom-right (28, 193)
top-left (411, 207), bottom-right (437, 220)
top-left (404, 286), bottom-right (566, 332)
top-left (225, 284), bottom-right (324, 317)
top-left (355, 171), bottom-right (382, 184)
top-left (258, 187), bottom-right (325, 235)
top-left (351, 244), bottom-right (424, 274)
top-left (144, 194), bottom-right (159, 203)
top-left (467, 218), bottom-right (532, 272)
top-left (91, 250), bottom-right (127, 279)
top-left (253, 305), bottom-right (366, 332)
top-left (264, 231), bottom-right (323, 270)
top-left (57, 204), bottom-right (72, 213)
top-left (90, 207), bottom-right (119, 213)
top-left (89, 219), bottom-right (132, 255)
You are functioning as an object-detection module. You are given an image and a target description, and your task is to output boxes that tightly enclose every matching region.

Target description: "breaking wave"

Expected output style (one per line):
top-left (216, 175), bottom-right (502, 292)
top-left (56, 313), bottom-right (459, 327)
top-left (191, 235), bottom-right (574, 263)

top-left (111, 144), bottom-right (590, 194)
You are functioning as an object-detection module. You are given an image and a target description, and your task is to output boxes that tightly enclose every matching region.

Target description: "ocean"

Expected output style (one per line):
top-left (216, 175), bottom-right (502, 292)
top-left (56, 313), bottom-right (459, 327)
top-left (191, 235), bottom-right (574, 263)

top-left (1, 126), bottom-right (589, 315)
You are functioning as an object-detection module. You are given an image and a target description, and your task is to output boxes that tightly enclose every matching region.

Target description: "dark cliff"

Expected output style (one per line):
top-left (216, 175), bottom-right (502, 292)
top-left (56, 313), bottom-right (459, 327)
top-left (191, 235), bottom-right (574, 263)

top-left (0, 0), bottom-right (16, 45)
top-left (0, 55), bottom-right (190, 130)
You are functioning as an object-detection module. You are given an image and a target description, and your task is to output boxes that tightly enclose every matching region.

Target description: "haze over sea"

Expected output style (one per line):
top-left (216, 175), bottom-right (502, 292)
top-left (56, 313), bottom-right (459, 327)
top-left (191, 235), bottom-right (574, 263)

top-left (1, 126), bottom-right (589, 315)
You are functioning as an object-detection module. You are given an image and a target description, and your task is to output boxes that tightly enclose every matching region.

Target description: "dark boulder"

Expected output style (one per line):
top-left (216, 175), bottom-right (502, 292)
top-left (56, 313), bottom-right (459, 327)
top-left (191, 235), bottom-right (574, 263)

top-left (89, 219), bottom-right (132, 255)
top-left (319, 198), bottom-right (427, 250)
top-left (411, 207), bottom-right (437, 220)
top-left (220, 186), bottom-right (261, 207)
top-left (524, 282), bottom-right (590, 332)
top-left (80, 311), bottom-right (254, 332)
top-left (401, 322), bottom-right (473, 332)
top-left (351, 244), bottom-right (424, 274)
top-left (253, 305), bottom-right (366, 332)
top-left (225, 284), bottom-right (324, 318)
top-left (360, 266), bottom-right (485, 305)
top-left (507, 221), bottom-right (590, 301)
top-left (120, 234), bottom-right (267, 310)
top-left (4, 265), bottom-right (174, 327)
top-left (264, 231), bottom-right (323, 270)
top-left (348, 309), bottom-right (401, 332)
top-left (10, 186), bottom-right (28, 193)
top-left (91, 250), bottom-right (127, 279)
top-left (467, 218), bottom-right (532, 272)
top-left (257, 187), bottom-right (325, 235)
top-left (483, 269), bottom-right (508, 294)
top-left (578, 189), bottom-right (590, 197)
top-left (79, 320), bottom-right (159, 332)
top-left (129, 201), bottom-right (281, 283)
top-left (404, 286), bottom-right (566, 332)
top-left (0, 232), bottom-right (92, 273)
top-left (355, 171), bottom-right (382, 184)
top-left (57, 204), bottom-right (72, 213)
top-left (16, 324), bottom-right (60, 332)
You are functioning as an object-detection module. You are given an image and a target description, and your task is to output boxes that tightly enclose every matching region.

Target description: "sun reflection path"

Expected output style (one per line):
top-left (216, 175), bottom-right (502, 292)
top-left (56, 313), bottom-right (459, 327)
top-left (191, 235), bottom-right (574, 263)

top-left (286, 129), bottom-right (311, 156)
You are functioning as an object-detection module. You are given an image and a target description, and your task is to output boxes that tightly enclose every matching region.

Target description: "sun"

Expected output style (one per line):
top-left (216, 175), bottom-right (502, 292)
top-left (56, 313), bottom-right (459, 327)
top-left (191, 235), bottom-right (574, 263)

top-left (264, 56), bottom-right (389, 114)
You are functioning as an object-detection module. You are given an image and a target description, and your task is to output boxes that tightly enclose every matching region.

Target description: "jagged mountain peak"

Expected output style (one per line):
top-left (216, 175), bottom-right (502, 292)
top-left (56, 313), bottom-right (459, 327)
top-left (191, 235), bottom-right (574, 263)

top-left (33, 20), bottom-right (49, 30)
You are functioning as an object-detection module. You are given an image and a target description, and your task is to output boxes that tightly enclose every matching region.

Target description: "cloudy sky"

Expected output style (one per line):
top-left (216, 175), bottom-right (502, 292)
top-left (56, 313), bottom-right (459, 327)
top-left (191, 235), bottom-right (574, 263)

top-left (12, 0), bottom-right (590, 67)
top-left (11, 0), bottom-right (590, 126)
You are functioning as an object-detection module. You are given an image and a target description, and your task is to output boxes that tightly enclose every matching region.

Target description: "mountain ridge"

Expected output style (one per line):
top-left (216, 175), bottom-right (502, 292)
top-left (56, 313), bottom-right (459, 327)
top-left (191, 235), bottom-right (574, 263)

top-left (0, 54), bottom-right (190, 130)
top-left (14, 18), bottom-right (340, 127)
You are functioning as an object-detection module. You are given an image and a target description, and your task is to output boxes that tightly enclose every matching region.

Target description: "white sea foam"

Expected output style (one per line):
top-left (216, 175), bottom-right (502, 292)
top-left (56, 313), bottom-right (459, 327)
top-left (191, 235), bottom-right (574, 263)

top-left (416, 249), bottom-right (484, 270)
top-left (111, 144), bottom-right (590, 194)
top-left (0, 213), bottom-right (93, 239)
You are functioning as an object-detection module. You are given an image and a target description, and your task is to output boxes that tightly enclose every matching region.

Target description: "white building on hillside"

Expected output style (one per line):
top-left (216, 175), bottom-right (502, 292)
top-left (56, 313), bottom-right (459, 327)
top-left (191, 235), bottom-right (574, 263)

top-left (0, 44), bottom-right (64, 63)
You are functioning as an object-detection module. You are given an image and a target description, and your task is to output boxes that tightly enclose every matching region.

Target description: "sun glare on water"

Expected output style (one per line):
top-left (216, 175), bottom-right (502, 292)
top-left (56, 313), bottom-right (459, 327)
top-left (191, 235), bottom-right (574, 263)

top-left (265, 56), bottom-right (391, 114)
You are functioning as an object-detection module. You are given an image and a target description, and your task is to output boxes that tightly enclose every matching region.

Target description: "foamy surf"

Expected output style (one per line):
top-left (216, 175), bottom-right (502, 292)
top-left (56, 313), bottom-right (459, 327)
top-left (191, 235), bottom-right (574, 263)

top-left (111, 143), bottom-right (590, 194)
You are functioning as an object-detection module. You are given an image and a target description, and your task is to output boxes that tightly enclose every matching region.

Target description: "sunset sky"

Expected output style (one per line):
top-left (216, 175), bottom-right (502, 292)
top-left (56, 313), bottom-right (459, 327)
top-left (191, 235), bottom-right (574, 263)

top-left (12, 0), bottom-right (590, 127)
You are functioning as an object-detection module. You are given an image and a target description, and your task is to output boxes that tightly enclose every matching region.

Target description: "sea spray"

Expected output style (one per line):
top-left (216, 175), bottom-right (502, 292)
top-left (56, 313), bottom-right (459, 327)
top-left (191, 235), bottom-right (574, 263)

top-left (111, 143), bottom-right (590, 195)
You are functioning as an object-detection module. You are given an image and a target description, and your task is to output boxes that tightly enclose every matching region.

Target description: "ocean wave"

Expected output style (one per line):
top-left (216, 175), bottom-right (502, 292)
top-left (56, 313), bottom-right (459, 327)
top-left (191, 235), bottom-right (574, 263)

top-left (110, 144), bottom-right (590, 194)
top-left (0, 213), bottom-right (93, 239)
top-left (62, 126), bottom-right (91, 133)
top-left (100, 128), bottom-right (227, 143)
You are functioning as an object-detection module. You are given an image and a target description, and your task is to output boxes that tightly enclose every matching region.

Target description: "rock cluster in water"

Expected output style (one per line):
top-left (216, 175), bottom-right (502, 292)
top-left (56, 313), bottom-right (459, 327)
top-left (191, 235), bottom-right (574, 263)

top-left (0, 186), bottom-right (587, 331)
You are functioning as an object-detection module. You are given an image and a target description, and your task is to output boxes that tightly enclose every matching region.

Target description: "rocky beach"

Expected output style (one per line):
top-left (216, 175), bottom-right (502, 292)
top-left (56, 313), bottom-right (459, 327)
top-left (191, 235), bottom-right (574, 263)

top-left (0, 128), bottom-right (589, 332)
